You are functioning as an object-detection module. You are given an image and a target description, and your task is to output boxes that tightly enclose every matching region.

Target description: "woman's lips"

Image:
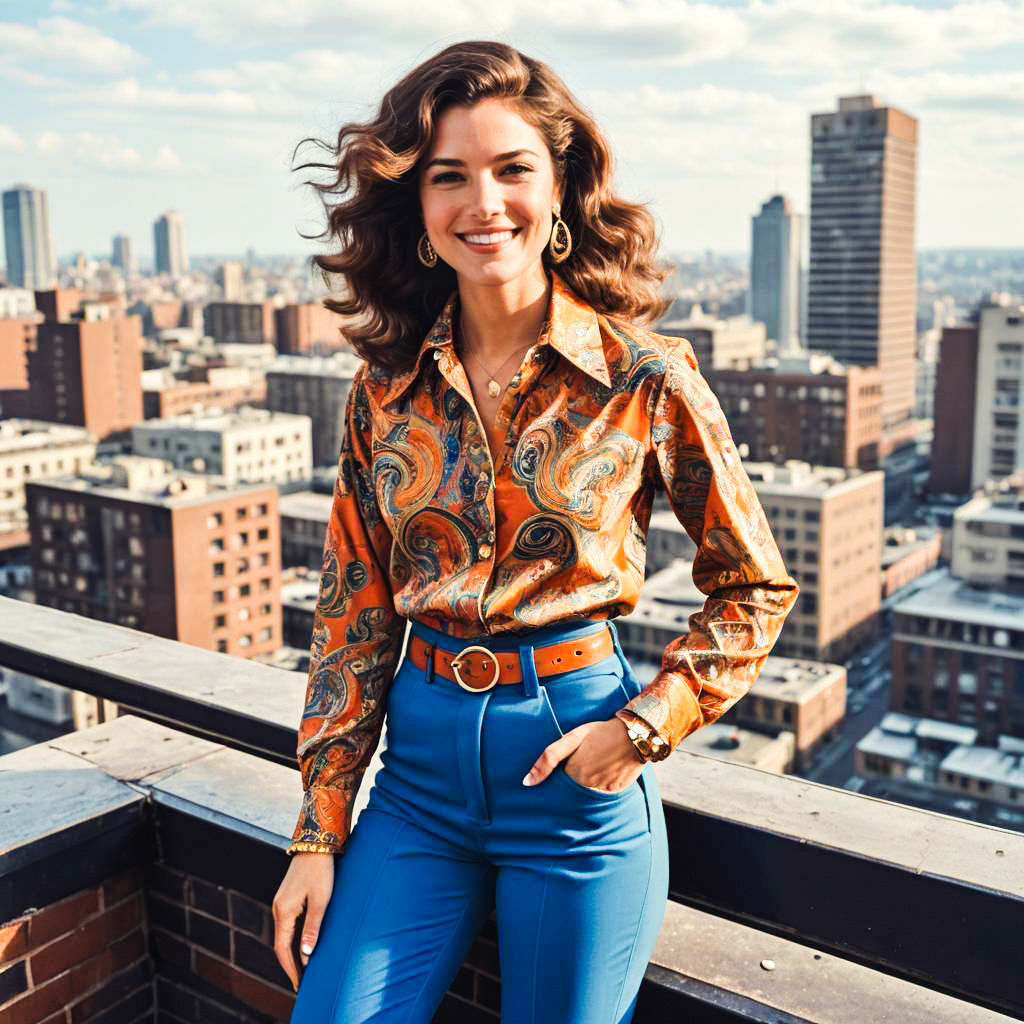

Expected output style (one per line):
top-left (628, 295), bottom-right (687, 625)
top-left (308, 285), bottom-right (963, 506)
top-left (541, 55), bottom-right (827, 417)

top-left (457, 227), bottom-right (522, 253)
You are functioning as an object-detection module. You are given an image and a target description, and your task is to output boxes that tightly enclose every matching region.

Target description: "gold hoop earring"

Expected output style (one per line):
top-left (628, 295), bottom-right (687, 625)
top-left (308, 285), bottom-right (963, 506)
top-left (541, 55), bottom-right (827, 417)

top-left (417, 231), bottom-right (438, 268)
top-left (548, 215), bottom-right (572, 263)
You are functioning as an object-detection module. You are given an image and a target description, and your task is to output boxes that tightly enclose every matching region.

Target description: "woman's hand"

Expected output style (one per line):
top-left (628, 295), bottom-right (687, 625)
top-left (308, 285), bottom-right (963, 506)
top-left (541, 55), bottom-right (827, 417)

top-left (524, 718), bottom-right (646, 793)
top-left (272, 851), bottom-right (335, 992)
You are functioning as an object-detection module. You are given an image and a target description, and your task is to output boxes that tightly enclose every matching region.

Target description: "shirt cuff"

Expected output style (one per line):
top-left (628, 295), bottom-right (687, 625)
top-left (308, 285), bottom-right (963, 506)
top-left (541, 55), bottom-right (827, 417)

top-left (617, 669), bottom-right (704, 753)
top-left (288, 784), bottom-right (355, 856)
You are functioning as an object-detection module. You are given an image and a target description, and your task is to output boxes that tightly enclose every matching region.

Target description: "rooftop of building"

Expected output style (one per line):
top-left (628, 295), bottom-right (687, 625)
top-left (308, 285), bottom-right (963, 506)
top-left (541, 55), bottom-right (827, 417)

top-left (132, 405), bottom-right (310, 432)
top-left (891, 566), bottom-right (1024, 630)
top-left (27, 456), bottom-right (273, 509)
top-left (955, 473), bottom-right (1024, 523)
top-left (881, 526), bottom-right (942, 568)
top-left (277, 490), bottom-right (334, 521)
top-left (678, 721), bottom-right (792, 765)
top-left (266, 352), bottom-right (362, 376)
top-left (745, 459), bottom-right (882, 498)
top-left (0, 420), bottom-right (95, 451)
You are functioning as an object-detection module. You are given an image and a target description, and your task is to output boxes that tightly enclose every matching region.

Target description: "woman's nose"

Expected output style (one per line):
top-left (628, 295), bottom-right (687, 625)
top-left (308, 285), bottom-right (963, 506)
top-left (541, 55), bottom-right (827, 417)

top-left (466, 176), bottom-right (504, 219)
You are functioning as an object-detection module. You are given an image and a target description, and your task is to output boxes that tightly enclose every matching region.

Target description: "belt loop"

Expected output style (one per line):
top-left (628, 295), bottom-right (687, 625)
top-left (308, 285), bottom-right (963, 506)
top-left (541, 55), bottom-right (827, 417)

top-left (425, 640), bottom-right (436, 685)
top-left (519, 644), bottom-right (539, 698)
top-left (607, 619), bottom-right (640, 699)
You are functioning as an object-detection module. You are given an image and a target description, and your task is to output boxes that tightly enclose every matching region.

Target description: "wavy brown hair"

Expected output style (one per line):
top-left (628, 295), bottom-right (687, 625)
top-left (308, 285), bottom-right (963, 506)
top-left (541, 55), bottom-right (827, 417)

top-left (293, 40), bottom-right (672, 373)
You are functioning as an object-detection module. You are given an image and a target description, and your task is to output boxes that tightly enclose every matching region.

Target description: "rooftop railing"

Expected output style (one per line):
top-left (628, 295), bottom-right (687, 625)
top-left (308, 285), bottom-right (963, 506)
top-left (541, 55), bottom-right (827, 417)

top-left (1, 594), bottom-right (1021, 1023)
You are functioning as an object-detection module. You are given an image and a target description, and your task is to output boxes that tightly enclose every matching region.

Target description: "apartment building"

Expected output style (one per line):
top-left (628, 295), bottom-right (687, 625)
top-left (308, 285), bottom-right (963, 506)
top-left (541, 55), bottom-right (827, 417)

top-left (131, 407), bottom-right (312, 486)
top-left (26, 457), bottom-right (281, 658)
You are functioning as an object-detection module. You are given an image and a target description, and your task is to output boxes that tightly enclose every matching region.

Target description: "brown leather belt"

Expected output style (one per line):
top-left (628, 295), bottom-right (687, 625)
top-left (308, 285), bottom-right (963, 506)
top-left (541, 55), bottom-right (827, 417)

top-left (407, 627), bottom-right (615, 693)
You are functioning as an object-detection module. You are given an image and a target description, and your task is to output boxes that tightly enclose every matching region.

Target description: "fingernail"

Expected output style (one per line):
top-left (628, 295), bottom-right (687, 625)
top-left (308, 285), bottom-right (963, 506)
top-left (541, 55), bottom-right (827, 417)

top-left (522, 772), bottom-right (535, 786)
top-left (301, 942), bottom-right (313, 954)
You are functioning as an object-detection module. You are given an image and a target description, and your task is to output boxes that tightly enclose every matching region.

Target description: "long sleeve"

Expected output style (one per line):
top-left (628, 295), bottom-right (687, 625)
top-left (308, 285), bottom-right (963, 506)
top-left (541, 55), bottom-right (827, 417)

top-left (614, 336), bottom-right (800, 753)
top-left (288, 363), bottom-right (405, 855)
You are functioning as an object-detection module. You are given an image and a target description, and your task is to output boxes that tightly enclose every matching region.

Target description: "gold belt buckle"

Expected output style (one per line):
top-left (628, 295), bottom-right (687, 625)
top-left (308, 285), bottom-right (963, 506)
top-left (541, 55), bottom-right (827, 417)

top-left (451, 644), bottom-right (501, 692)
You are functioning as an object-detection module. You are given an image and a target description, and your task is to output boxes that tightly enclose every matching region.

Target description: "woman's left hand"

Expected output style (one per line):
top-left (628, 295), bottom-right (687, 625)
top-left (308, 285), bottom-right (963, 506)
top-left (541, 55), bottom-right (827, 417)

top-left (524, 718), bottom-right (646, 794)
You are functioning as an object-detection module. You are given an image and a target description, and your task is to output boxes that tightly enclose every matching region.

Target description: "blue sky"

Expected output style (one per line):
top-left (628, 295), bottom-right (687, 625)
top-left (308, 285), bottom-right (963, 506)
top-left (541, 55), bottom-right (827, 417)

top-left (2, 0), bottom-right (1022, 263)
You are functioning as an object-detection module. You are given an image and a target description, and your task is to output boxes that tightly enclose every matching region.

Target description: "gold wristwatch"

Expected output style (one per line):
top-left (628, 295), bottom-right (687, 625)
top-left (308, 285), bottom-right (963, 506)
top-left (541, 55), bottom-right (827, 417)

top-left (615, 710), bottom-right (671, 762)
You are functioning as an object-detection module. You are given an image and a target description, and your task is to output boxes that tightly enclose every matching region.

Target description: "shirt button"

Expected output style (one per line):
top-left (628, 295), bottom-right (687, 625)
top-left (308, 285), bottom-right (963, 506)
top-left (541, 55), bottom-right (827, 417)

top-left (433, 350), bottom-right (442, 360)
top-left (479, 544), bottom-right (493, 558)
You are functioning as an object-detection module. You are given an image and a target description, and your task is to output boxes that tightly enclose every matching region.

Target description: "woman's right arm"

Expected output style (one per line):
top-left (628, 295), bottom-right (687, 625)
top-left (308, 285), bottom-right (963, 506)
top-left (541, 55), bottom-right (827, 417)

top-left (273, 362), bottom-right (405, 990)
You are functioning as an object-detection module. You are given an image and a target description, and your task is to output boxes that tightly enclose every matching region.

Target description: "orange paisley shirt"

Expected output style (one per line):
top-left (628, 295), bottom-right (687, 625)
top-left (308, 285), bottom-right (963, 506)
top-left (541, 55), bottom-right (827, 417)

top-left (289, 269), bottom-right (799, 854)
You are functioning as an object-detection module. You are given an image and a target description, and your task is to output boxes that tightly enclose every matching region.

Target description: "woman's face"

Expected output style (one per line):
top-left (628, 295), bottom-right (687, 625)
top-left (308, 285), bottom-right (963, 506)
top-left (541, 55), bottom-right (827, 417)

top-left (418, 98), bottom-right (560, 289)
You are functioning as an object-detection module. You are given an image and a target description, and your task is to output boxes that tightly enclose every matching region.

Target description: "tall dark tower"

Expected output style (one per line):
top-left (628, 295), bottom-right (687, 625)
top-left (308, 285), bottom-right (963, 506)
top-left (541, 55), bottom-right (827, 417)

top-left (807, 95), bottom-right (918, 442)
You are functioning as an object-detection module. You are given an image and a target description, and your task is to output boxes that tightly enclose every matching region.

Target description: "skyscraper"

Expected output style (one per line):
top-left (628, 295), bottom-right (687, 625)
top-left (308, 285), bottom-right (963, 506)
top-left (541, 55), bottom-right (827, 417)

top-left (153, 210), bottom-right (187, 278)
top-left (2, 184), bottom-right (56, 289)
top-left (112, 233), bottom-right (135, 277)
top-left (751, 194), bottom-right (802, 349)
top-left (807, 96), bottom-right (918, 438)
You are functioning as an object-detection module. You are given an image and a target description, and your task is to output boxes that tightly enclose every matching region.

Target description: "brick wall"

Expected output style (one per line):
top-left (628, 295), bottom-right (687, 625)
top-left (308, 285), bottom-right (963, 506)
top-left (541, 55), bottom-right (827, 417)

top-left (0, 868), bottom-right (152, 1024)
top-left (143, 862), bottom-right (503, 1023)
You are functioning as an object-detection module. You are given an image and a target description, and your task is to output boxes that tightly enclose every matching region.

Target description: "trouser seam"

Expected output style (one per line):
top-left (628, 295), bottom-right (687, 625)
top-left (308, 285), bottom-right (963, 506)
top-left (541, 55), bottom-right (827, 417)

top-left (528, 872), bottom-right (550, 1024)
top-left (324, 817), bottom-right (407, 1024)
top-left (611, 837), bottom-right (654, 1023)
top-left (407, 889), bottom-right (480, 1021)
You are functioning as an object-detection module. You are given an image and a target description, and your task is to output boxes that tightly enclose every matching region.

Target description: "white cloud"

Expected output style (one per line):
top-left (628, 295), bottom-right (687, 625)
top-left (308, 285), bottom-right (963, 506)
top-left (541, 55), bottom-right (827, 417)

top-left (0, 124), bottom-right (26, 151)
top-left (17, 129), bottom-right (192, 173)
top-left (0, 16), bottom-right (142, 74)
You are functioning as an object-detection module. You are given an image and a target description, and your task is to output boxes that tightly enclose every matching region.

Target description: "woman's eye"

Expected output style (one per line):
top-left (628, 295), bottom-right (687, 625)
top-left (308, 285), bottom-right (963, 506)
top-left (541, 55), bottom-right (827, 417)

top-left (429, 164), bottom-right (533, 185)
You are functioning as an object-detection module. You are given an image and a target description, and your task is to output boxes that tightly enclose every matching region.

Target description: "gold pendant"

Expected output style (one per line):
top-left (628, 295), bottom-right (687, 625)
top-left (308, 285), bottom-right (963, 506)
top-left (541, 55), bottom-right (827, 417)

top-left (487, 379), bottom-right (500, 398)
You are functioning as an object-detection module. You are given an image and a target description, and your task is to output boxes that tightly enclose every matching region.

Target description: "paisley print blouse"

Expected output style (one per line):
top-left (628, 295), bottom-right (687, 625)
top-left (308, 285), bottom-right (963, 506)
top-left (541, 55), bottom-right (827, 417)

top-left (288, 269), bottom-right (799, 855)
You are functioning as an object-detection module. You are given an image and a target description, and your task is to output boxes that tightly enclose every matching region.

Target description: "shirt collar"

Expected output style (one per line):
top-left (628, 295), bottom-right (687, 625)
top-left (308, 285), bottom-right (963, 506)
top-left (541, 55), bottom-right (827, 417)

top-left (377, 269), bottom-right (612, 408)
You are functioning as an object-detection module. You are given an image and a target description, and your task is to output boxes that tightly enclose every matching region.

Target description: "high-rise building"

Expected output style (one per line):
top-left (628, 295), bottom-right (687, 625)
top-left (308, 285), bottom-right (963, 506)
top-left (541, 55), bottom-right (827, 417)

top-left (153, 210), bottom-right (187, 278)
top-left (710, 351), bottom-right (883, 471)
top-left (2, 184), bottom-right (56, 290)
top-left (751, 194), bottom-right (802, 348)
top-left (747, 460), bottom-right (884, 663)
top-left (28, 314), bottom-right (144, 439)
top-left (264, 352), bottom-right (362, 466)
top-left (807, 96), bottom-right (918, 440)
top-left (928, 324), bottom-right (980, 496)
top-left (131, 406), bottom-right (313, 485)
top-left (219, 260), bottom-right (244, 301)
top-left (26, 458), bottom-right (282, 657)
top-left (971, 301), bottom-right (1024, 488)
top-left (112, 234), bottom-right (135, 277)
top-left (203, 301), bottom-right (275, 345)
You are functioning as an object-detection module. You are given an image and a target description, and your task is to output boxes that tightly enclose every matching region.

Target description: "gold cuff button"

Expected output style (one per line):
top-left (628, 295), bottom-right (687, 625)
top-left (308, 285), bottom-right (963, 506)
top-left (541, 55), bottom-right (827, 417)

top-left (479, 544), bottom-right (492, 558)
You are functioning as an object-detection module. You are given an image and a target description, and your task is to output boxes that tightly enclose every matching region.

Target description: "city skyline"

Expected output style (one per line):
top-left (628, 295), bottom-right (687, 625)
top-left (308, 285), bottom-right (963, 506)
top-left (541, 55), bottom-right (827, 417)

top-left (1, 0), bottom-right (1022, 263)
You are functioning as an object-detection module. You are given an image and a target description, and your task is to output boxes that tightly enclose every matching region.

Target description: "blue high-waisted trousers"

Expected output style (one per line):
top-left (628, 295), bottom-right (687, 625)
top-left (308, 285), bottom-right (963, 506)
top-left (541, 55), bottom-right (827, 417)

top-left (290, 617), bottom-right (670, 1024)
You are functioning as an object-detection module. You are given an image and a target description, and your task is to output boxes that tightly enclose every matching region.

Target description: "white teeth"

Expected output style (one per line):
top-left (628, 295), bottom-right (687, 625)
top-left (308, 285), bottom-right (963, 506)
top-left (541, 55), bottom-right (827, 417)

top-left (463, 230), bottom-right (515, 244)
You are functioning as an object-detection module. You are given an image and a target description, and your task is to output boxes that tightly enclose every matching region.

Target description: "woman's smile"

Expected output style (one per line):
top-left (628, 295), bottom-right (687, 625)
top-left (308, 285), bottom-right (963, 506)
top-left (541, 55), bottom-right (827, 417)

top-left (457, 226), bottom-right (523, 253)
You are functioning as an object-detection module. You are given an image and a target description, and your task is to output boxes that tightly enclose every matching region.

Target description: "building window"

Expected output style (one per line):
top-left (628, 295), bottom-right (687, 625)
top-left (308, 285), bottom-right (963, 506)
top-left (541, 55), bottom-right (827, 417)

top-left (208, 512), bottom-right (223, 528)
top-left (209, 538), bottom-right (225, 553)
top-left (216, 638), bottom-right (228, 653)
top-left (260, 603), bottom-right (272, 615)
top-left (214, 614), bottom-right (226, 628)
top-left (259, 577), bottom-right (272, 593)
top-left (214, 589), bottom-right (225, 604)
top-left (239, 583), bottom-right (251, 597)
top-left (239, 634), bottom-right (252, 648)
top-left (258, 552), bottom-right (270, 567)
top-left (236, 506), bottom-right (248, 519)
top-left (258, 527), bottom-right (269, 541)
top-left (259, 627), bottom-right (272, 642)
top-left (213, 562), bottom-right (225, 577)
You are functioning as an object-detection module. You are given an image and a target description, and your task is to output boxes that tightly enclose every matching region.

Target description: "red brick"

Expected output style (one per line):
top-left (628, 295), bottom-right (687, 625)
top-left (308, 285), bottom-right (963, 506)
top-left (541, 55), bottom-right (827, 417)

top-left (27, 891), bottom-right (100, 950)
top-left (1, 970), bottom-right (73, 1024)
top-left (30, 897), bottom-right (142, 985)
top-left (1, 919), bottom-right (29, 965)
top-left (66, 929), bottom-right (146, 1002)
top-left (100, 869), bottom-right (141, 910)
top-left (194, 950), bottom-right (294, 1022)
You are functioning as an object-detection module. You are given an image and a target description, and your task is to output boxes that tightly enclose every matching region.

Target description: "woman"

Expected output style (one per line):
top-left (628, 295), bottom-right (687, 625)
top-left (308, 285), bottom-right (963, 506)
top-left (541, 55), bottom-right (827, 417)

top-left (274, 40), bottom-right (799, 1023)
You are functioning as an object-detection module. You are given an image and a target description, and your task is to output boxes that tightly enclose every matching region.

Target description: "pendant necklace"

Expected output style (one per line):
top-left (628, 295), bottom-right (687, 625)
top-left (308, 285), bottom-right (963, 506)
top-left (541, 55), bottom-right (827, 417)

top-left (458, 326), bottom-right (536, 398)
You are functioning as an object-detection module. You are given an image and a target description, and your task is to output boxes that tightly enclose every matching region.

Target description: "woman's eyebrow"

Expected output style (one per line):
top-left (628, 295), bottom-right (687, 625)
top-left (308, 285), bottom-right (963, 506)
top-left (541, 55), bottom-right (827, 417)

top-left (424, 148), bottom-right (539, 169)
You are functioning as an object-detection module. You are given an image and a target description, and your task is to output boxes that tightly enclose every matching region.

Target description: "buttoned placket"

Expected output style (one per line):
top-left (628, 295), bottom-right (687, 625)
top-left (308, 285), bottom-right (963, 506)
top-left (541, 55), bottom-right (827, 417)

top-left (432, 341), bottom-right (549, 631)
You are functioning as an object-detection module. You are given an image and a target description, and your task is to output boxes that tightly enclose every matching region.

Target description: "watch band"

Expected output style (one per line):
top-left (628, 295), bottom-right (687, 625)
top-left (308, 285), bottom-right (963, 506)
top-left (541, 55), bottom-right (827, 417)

top-left (614, 709), bottom-right (671, 762)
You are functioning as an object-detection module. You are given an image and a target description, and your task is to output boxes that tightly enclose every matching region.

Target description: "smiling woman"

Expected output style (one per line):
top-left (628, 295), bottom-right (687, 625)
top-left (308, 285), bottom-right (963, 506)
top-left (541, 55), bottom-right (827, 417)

top-left (289, 39), bottom-right (668, 376)
top-left (277, 37), bottom-right (798, 1024)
